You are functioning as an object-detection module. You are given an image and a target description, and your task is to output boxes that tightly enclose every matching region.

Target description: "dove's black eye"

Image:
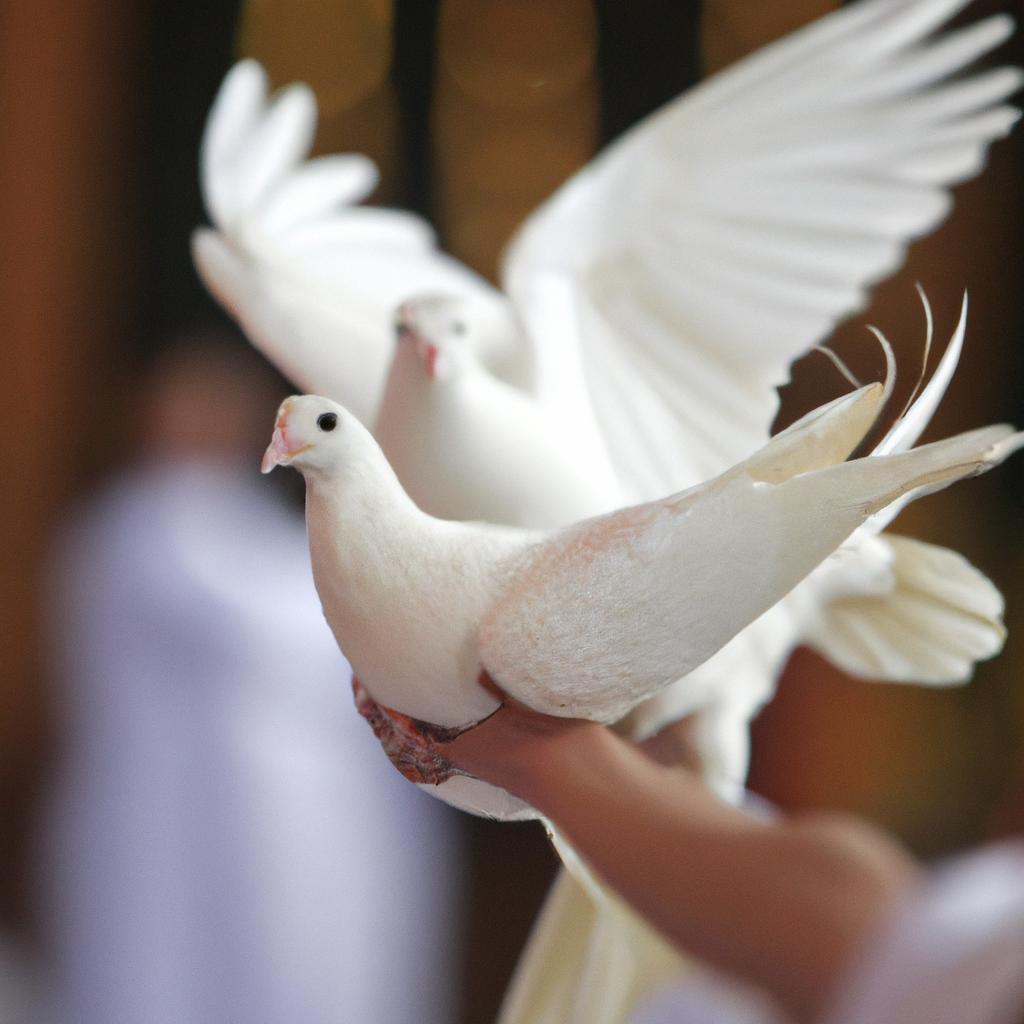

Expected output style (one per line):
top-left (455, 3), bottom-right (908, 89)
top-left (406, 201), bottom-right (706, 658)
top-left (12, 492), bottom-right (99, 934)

top-left (317, 412), bottom-right (338, 432)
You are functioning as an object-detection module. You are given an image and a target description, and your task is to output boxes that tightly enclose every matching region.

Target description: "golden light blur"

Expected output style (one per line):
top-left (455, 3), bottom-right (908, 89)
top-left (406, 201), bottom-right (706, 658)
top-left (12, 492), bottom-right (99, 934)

top-left (702, 0), bottom-right (841, 73)
top-left (433, 0), bottom-right (599, 276)
top-left (239, 0), bottom-right (402, 195)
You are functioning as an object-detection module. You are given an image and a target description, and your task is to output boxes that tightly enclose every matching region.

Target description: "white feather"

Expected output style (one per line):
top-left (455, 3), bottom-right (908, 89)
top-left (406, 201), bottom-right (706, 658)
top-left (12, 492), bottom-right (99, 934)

top-left (501, 0), bottom-right (1019, 497)
top-left (195, 61), bottom-right (496, 422)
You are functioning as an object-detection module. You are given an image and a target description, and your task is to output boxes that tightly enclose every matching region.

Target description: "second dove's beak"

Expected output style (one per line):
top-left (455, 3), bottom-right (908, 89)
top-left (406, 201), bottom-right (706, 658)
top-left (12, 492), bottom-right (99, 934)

top-left (394, 315), bottom-right (445, 381)
top-left (420, 341), bottom-right (443, 380)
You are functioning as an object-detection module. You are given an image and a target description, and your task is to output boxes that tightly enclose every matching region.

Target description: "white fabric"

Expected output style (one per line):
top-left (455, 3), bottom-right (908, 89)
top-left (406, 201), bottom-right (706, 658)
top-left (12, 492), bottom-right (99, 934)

top-left (628, 841), bottom-right (1024, 1024)
top-left (827, 841), bottom-right (1024, 1024)
top-left (40, 460), bottom-right (463, 1024)
top-left (628, 975), bottom-right (786, 1024)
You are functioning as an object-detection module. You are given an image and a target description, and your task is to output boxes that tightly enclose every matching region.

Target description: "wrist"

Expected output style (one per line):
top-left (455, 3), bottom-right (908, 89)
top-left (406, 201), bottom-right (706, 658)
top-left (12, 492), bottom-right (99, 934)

top-left (515, 721), bottom-right (627, 814)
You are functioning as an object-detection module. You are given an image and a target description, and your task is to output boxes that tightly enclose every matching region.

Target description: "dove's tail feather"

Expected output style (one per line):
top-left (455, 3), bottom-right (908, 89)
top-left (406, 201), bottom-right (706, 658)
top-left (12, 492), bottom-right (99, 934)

top-left (496, 870), bottom-right (599, 1024)
top-left (498, 868), bottom-right (688, 1024)
top-left (807, 535), bottom-right (1006, 684)
top-left (806, 423), bottom-right (1024, 519)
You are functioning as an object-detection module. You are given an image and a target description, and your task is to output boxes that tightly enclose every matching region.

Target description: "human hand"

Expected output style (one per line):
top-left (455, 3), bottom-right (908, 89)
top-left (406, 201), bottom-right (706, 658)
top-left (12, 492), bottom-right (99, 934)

top-left (356, 669), bottom-right (701, 806)
top-left (436, 674), bottom-right (607, 800)
top-left (353, 671), bottom-right (600, 796)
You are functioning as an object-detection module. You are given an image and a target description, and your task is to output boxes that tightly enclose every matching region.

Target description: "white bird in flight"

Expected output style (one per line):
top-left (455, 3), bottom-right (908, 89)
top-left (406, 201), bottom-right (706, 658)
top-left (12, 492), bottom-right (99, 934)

top-left (194, 0), bottom-right (1021, 524)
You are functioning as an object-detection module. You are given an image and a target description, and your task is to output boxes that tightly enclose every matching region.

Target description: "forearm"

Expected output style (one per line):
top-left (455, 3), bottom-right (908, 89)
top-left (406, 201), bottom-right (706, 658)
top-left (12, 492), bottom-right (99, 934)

top-left (507, 725), bottom-right (919, 1023)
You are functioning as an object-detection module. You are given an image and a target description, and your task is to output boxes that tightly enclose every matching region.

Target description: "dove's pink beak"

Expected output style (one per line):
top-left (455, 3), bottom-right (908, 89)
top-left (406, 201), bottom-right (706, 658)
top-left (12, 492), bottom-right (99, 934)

top-left (421, 342), bottom-right (442, 380)
top-left (261, 407), bottom-right (307, 473)
top-left (396, 312), bottom-right (446, 382)
top-left (261, 425), bottom-right (290, 473)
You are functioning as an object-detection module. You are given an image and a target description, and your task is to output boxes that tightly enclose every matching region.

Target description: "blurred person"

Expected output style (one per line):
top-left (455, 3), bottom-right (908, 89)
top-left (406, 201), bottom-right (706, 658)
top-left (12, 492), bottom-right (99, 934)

top-left (424, 686), bottom-right (1024, 1024)
top-left (38, 331), bottom-right (463, 1024)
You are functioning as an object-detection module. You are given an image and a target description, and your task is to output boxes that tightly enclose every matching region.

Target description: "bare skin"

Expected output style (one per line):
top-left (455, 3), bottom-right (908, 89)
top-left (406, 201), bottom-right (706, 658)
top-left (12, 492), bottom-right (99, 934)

top-left (435, 692), bottom-right (921, 1024)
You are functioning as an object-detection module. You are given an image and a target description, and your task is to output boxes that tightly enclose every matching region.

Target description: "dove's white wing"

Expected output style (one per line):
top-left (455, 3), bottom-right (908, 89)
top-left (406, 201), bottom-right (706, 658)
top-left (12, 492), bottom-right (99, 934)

top-left (502, 0), bottom-right (1022, 502)
top-left (195, 60), bottom-right (496, 424)
top-left (481, 416), bottom-right (1024, 723)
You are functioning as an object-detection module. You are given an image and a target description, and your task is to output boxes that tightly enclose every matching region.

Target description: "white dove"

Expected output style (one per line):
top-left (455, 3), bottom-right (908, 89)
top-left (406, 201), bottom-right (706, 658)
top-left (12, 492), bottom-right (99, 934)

top-left (375, 296), bottom-right (619, 527)
top-left (191, 0), bottom-right (1023, 725)
top-left (193, 0), bottom-right (1023, 1017)
top-left (280, 318), bottom-right (1019, 1020)
top-left (260, 372), bottom-right (1024, 820)
top-left (195, 0), bottom-right (1021, 517)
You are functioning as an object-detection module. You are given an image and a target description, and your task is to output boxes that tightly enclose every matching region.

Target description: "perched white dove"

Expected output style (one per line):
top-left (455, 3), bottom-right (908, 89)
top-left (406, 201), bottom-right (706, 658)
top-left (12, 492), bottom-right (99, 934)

top-left (191, 1), bottom-right (1023, 734)
top-left (260, 369), bottom-right (1024, 819)
top-left (270, 307), bottom-right (1015, 1019)
top-left (195, 1), bottom-right (1022, 1019)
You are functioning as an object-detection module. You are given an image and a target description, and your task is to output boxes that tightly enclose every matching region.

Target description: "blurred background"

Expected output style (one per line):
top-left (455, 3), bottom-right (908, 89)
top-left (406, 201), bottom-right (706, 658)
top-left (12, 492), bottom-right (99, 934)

top-left (1, 1), bottom-right (1022, 1022)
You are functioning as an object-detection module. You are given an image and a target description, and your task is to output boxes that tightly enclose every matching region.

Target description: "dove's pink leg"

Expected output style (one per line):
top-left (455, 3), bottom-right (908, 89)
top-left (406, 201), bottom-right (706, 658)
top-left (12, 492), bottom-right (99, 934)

top-left (352, 677), bottom-right (465, 785)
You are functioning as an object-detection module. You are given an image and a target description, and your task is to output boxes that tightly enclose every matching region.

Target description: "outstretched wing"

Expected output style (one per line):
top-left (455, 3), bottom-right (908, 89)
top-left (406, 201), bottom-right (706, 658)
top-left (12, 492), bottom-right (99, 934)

top-left (481, 394), bottom-right (1024, 723)
top-left (502, 0), bottom-right (1021, 502)
top-left (194, 60), bottom-right (493, 425)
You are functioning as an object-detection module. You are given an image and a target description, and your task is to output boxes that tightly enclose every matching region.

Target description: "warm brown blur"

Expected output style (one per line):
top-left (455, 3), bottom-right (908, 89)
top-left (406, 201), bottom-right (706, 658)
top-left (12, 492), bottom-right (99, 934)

top-left (136, 335), bottom-right (284, 459)
top-left (238, 0), bottom-right (403, 200)
top-left (432, 0), bottom-right (600, 278)
top-left (0, 0), bottom-right (145, 930)
top-left (753, 0), bottom-right (1024, 857)
top-left (2, 2), bottom-right (1022, 1022)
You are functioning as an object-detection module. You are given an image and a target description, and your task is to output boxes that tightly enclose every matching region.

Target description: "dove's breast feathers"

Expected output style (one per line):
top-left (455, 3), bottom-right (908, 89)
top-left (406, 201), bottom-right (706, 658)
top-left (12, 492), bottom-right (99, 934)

top-left (304, 473), bottom-right (531, 727)
top-left (374, 339), bottom-right (616, 528)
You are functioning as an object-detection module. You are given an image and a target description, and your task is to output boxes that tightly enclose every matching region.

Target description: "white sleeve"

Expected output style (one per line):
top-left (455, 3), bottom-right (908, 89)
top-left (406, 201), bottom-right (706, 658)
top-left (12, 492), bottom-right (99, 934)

top-left (825, 842), bottom-right (1024, 1024)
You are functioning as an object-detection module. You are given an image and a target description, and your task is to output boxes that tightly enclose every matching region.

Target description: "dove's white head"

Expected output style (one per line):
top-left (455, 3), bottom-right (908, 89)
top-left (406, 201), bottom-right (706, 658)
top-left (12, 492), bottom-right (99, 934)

top-left (395, 295), bottom-right (473, 382)
top-left (261, 395), bottom-right (372, 478)
top-left (396, 293), bottom-right (526, 386)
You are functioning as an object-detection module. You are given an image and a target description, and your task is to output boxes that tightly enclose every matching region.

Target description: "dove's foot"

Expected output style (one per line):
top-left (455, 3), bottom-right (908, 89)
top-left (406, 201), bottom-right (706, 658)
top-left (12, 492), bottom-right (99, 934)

top-left (352, 676), bottom-right (466, 786)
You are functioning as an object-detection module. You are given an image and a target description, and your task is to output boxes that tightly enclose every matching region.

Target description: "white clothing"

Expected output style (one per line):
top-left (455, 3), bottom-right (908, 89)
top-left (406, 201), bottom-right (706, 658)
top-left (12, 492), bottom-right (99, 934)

top-left (41, 460), bottom-right (463, 1024)
top-left (630, 841), bottom-right (1024, 1024)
